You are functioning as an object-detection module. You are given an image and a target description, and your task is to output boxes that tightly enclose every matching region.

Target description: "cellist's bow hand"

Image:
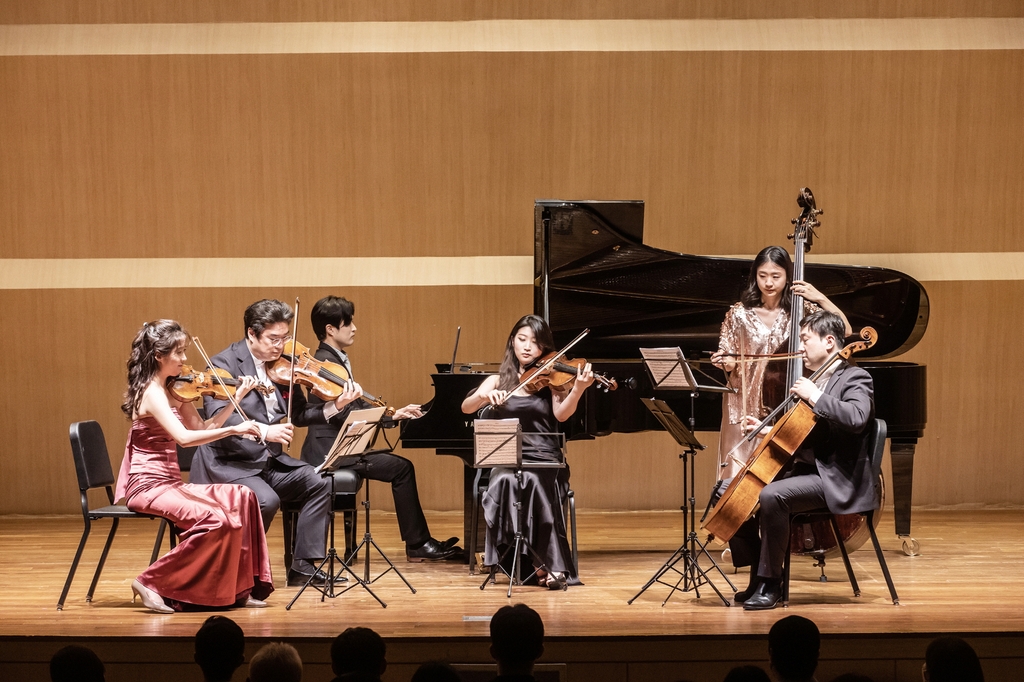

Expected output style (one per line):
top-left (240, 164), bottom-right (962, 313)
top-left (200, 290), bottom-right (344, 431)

top-left (741, 415), bottom-right (768, 436)
top-left (790, 377), bottom-right (821, 405)
top-left (334, 381), bottom-right (363, 410)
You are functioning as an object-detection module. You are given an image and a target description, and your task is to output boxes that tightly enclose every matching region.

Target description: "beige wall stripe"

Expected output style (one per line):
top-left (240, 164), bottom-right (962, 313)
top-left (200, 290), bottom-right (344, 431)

top-left (1, 254), bottom-right (1022, 289)
top-left (1, 19), bottom-right (1022, 56)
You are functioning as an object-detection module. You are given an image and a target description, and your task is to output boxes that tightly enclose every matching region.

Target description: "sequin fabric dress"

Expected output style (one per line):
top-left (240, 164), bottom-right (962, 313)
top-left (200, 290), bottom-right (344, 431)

top-left (717, 301), bottom-right (820, 477)
top-left (481, 388), bottom-right (579, 585)
top-left (114, 409), bottom-right (273, 609)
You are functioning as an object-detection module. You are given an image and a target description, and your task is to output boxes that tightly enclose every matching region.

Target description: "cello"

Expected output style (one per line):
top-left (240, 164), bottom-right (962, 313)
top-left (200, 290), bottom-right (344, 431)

top-left (702, 326), bottom-right (878, 542)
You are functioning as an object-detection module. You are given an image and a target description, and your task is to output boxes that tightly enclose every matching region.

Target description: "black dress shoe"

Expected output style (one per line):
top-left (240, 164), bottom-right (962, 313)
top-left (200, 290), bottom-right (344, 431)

top-left (406, 538), bottom-right (461, 562)
top-left (286, 568), bottom-right (340, 587)
top-left (438, 536), bottom-right (460, 550)
top-left (734, 575), bottom-right (761, 604)
top-left (743, 580), bottom-right (782, 611)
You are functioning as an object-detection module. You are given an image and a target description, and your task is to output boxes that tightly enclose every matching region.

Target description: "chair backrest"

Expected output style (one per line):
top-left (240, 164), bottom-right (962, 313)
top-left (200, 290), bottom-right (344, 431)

top-left (176, 444), bottom-right (196, 473)
top-left (868, 418), bottom-right (888, 480)
top-left (68, 421), bottom-right (116, 492)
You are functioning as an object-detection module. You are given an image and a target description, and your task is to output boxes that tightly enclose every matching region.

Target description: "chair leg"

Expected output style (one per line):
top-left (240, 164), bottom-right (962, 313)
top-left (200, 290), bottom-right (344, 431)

top-left (282, 510), bottom-right (294, 572)
top-left (86, 518), bottom-right (119, 603)
top-left (828, 515), bottom-right (860, 597)
top-left (344, 509), bottom-right (358, 562)
top-left (783, 543), bottom-right (792, 607)
top-left (468, 469), bottom-right (483, 575)
top-left (57, 517), bottom-right (93, 610)
top-left (150, 519), bottom-right (169, 565)
top-left (568, 489), bottom-right (579, 577)
top-left (866, 510), bottom-right (900, 605)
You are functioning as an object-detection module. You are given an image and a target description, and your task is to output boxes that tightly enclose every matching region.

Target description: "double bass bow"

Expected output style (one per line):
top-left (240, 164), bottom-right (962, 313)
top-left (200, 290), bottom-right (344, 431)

top-left (702, 326), bottom-right (878, 542)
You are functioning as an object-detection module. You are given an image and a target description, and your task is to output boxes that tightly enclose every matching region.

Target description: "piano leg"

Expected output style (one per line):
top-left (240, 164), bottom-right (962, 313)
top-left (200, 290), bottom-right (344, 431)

top-left (890, 439), bottom-right (920, 556)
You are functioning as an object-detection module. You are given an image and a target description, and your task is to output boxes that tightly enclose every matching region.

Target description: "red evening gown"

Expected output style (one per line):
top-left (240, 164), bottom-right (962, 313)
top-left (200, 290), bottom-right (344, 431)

top-left (114, 409), bottom-right (273, 608)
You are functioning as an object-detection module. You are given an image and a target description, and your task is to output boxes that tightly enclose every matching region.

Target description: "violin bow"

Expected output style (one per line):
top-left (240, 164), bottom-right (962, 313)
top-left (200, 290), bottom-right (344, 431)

top-left (497, 328), bottom-right (590, 405)
top-left (191, 336), bottom-right (266, 445)
top-left (284, 298), bottom-right (299, 452)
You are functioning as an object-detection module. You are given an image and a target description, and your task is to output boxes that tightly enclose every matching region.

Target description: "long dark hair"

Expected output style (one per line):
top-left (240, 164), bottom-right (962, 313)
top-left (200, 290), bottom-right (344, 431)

top-left (122, 320), bottom-right (188, 418)
top-left (740, 245), bottom-right (793, 312)
top-left (497, 315), bottom-right (556, 391)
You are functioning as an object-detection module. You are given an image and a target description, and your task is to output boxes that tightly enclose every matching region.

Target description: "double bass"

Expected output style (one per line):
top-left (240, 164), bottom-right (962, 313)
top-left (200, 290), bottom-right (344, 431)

top-left (702, 326), bottom-right (878, 542)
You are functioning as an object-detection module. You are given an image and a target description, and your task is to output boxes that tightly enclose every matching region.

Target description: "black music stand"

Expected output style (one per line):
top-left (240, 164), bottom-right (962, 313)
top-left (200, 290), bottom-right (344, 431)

top-left (287, 410), bottom-right (387, 609)
top-left (628, 349), bottom-right (736, 607)
top-left (474, 419), bottom-right (567, 597)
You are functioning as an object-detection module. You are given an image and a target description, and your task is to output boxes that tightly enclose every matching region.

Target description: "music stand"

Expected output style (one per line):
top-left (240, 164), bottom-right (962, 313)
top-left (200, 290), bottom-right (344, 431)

top-left (628, 349), bottom-right (736, 607)
top-left (287, 408), bottom-right (387, 609)
top-left (474, 419), bottom-right (567, 597)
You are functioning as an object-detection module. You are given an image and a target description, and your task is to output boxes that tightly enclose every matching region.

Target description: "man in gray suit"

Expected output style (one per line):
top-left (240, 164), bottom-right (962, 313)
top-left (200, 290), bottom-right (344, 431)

top-left (191, 299), bottom-right (363, 586)
top-left (728, 310), bottom-right (876, 610)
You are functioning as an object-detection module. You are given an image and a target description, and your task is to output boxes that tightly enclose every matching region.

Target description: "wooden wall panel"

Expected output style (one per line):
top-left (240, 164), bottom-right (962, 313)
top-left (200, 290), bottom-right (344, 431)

top-left (2, 50), bottom-right (1022, 260)
top-left (1, 0), bottom-right (1022, 24)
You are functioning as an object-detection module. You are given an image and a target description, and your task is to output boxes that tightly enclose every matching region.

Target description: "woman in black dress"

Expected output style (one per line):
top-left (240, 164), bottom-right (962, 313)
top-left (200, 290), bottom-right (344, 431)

top-left (461, 315), bottom-right (594, 588)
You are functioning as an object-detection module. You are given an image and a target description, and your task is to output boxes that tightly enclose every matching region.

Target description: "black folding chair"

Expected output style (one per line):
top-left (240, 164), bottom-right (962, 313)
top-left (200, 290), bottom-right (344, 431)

top-left (57, 421), bottom-right (172, 610)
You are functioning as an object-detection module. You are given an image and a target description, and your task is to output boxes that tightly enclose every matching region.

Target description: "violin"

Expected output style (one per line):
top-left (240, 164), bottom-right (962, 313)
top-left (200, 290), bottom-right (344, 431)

top-left (167, 365), bottom-right (274, 403)
top-left (702, 326), bottom-right (877, 542)
top-left (521, 353), bottom-right (618, 393)
top-left (266, 340), bottom-right (392, 412)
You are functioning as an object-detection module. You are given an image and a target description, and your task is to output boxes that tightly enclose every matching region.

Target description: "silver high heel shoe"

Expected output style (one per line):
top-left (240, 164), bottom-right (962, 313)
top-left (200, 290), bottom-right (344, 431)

top-left (245, 597), bottom-right (268, 608)
top-left (131, 579), bottom-right (173, 614)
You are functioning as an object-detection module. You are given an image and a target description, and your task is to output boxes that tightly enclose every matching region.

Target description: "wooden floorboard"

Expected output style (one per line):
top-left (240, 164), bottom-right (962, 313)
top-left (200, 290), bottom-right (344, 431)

top-left (1, 510), bottom-right (1022, 681)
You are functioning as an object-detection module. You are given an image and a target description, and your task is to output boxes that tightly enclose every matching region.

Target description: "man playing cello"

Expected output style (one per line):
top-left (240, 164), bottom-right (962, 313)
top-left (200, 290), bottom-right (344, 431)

top-left (727, 310), bottom-right (876, 610)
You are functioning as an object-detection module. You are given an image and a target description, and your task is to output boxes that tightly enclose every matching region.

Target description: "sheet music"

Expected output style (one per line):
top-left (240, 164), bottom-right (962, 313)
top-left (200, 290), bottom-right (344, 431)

top-left (473, 419), bottom-right (522, 468)
top-left (316, 407), bottom-right (387, 473)
top-left (639, 347), bottom-right (696, 389)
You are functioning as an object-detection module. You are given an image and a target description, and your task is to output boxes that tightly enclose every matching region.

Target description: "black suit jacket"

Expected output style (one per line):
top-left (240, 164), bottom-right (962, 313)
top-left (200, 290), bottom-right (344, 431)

top-left (299, 342), bottom-right (374, 468)
top-left (796, 362), bottom-right (877, 515)
top-left (190, 339), bottom-right (328, 484)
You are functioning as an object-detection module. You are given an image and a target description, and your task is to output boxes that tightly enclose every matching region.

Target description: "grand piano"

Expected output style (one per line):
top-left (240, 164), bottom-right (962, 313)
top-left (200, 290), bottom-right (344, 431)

top-left (401, 200), bottom-right (927, 555)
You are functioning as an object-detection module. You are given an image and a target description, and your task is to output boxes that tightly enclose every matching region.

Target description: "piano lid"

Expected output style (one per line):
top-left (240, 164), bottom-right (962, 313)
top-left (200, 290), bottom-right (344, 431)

top-left (534, 200), bottom-right (929, 360)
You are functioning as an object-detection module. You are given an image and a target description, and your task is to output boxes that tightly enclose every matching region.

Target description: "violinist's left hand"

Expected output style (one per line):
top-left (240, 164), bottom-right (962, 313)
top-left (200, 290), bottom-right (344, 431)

top-left (234, 375), bottom-right (259, 400)
top-left (392, 404), bottom-right (423, 420)
top-left (573, 362), bottom-right (596, 391)
top-left (334, 381), bottom-right (363, 410)
top-left (790, 377), bottom-right (822, 406)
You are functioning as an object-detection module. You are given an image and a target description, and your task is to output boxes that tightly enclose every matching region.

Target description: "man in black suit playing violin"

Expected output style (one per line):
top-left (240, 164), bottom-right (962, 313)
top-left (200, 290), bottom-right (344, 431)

top-left (299, 295), bottom-right (461, 562)
top-left (728, 310), bottom-right (876, 610)
top-left (190, 299), bottom-right (363, 586)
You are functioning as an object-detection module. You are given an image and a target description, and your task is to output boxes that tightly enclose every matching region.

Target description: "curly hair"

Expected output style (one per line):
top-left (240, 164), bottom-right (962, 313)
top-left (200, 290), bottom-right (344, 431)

top-left (121, 320), bottom-right (188, 418)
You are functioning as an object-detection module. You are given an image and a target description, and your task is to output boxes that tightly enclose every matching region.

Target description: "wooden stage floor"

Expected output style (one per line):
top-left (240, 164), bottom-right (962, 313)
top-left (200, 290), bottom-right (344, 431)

top-left (1, 509), bottom-right (1022, 681)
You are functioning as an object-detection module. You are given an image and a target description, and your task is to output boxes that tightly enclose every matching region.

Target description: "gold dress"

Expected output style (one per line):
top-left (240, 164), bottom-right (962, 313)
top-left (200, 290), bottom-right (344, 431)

top-left (716, 301), bottom-right (820, 478)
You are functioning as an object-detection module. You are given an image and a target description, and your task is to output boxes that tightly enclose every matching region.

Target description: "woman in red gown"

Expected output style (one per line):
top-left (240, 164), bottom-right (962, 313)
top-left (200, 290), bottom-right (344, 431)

top-left (114, 320), bottom-right (273, 613)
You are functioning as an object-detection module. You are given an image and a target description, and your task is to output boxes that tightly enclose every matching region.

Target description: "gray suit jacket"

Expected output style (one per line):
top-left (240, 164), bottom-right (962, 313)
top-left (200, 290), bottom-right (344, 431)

top-left (190, 339), bottom-right (327, 484)
top-left (796, 362), bottom-right (877, 515)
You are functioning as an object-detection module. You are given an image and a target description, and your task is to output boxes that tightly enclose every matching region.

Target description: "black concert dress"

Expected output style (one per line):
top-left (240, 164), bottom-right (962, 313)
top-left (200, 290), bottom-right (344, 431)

top-left (481, 388), bottom-right (579, 585)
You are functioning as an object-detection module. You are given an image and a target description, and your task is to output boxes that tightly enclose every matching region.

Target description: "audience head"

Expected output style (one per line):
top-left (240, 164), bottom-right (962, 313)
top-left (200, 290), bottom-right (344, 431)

top-left (490, 603), bottom-right (545, 674)
top-left (768, 615), bottom-right (820, 681)
top-left (830, 675), bottom-right (876, 682)
top-left (411, 661), bottom-right (462, 682)
top-left (923, 636), bottom-right (984, 682)
top-left (50, 645), bottom-right (105, 682)
top-left (194, 615), bottom-right (246, 682)
top-left (331, 627), bottom-right (387, 679)
top-left (723, 665), bottom-right (771, 682)
top-left (248, 642), bottom-right (302, 682)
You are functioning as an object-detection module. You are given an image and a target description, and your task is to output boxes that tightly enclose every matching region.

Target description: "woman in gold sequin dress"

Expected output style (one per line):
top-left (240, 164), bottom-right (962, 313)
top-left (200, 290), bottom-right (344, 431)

top-left (710, 246), bottom-right (851, 478)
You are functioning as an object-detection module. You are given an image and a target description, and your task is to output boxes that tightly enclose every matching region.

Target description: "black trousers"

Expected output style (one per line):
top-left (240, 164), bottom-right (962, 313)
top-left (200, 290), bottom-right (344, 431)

top-left (729, 472), bottom-right (827, 580)
top-left (235, 458), bottom-right (331, 569)
top-left (337, 451), bottom-right (431, 547)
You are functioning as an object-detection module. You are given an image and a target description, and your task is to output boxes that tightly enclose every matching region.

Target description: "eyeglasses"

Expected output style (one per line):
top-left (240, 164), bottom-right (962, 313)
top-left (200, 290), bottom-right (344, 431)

top-left (263, 335), bottom-right (290, 347)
